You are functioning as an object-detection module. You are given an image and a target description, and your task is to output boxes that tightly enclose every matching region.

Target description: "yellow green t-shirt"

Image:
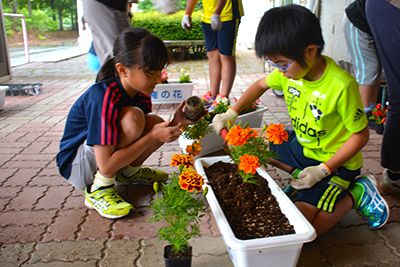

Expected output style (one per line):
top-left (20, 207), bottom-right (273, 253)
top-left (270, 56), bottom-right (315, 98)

top-left (201, 0), bottom-right (244, 23)
top-left (266, 56), bottom-right (367, 170)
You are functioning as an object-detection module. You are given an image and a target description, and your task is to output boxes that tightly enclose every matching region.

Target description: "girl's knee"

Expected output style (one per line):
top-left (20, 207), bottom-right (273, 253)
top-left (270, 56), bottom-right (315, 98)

top-left (144, 113), bottom-right (164, 133)
top-left (119, 107), bottom-right (145, 144)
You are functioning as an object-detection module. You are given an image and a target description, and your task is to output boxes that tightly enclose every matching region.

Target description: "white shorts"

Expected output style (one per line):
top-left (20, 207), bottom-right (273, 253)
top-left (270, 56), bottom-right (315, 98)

top-left (69, 142), bottom-right (97, 190)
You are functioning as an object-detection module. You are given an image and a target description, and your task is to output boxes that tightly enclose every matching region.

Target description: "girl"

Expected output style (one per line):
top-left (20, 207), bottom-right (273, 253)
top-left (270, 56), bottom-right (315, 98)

top-left (57, 28), bottom-right (194, 219)
top-left (213, 5), bottom-right (389, 236)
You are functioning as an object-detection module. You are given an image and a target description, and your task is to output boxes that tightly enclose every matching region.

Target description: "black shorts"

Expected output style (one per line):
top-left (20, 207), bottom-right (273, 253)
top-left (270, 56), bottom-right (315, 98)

top-left (270, 130), bottom-right (361, 212)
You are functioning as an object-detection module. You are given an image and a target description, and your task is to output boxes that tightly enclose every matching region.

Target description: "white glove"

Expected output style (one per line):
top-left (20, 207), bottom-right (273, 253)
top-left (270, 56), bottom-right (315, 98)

top-left (211, 14), bottom-right (222, 31)
top-left (212, 108), bottom-right (238, 135)
top-left (290, 163), bottom-right (331, 190)
top-left (182, 15), bottom-right (192, 30)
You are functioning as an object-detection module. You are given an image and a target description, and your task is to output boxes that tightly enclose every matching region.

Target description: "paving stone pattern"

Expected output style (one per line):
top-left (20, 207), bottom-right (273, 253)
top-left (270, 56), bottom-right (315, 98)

top-left (1, 46), bottom-right (400, 266)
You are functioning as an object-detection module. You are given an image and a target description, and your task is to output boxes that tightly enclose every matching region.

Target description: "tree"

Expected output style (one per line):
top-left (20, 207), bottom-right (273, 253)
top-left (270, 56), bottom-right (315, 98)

top-left (27, 0), bottom-right (31, 16)
top-left (6, 0), bottom-right (20, 13)
top-left (58, 0), bottom-right (63, 30)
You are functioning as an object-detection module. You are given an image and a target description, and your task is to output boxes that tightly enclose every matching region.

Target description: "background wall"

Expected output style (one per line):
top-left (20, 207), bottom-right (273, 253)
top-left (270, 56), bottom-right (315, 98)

top-left (319, 0), bottom-right (353, 62)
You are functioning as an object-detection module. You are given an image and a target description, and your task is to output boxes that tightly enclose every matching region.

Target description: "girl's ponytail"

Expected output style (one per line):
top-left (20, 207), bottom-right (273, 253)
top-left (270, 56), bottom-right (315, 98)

top-left (96, 57), bottom-right (116, 83)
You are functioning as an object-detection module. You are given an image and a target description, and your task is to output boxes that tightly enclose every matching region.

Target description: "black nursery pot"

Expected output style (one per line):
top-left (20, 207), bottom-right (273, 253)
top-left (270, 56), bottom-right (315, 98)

top-left (376, 124), bottom-right (385, 135)
top-left (164, 245), bottom-right (192, 267)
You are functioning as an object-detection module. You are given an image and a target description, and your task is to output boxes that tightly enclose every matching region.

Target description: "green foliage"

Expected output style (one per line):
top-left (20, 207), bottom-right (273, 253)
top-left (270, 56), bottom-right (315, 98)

top-left (179, 68), bottom-right (192, 83)
top-left (149, 174), bottom-right (208, 254)
top-left (137, 0), bottom-right (203, 12)
top-left (212, 102), bottom-right (229, 114)
top-left (30, 8), bottom-right (59, 31)
top-left (136, 0), bottom-right (154, 13)
top-left (4, 7), bottom-right (59, 33)
top-left (181, 114), bottom-right (212, 140)
top-left (131, 10), bottom-right (204, 40)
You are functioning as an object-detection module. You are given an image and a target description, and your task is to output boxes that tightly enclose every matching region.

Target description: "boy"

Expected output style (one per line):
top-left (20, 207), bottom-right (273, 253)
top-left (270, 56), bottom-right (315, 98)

top-left (213, 4), bottom-right (389, 236)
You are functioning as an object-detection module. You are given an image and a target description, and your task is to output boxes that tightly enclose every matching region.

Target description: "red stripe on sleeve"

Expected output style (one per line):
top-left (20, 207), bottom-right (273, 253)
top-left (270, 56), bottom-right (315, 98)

top-left (101, 82), bottom-right (118, 145)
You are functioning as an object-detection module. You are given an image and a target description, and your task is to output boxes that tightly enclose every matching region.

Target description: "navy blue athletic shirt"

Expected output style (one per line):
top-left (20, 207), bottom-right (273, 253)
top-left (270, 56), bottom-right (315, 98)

top-left (56, 76), bottom-right (152, 179)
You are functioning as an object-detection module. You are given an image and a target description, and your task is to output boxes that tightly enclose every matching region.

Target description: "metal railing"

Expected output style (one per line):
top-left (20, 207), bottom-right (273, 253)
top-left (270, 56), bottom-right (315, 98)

top-left (4, 13), bottom-right (30, 63)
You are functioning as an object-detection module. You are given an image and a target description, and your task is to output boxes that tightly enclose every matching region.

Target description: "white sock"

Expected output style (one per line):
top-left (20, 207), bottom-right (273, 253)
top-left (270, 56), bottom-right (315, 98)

top-left (91, 170), bottom-right (115, 192)
top-left (122, 165), bottom-right (141, 177)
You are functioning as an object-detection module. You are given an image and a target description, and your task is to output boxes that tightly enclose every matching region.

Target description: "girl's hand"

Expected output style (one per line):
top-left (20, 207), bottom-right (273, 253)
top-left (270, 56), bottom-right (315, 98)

top-left (171, 100), bottom-right (203, 126)
top-left (151, 120), bottom-right (182, 143)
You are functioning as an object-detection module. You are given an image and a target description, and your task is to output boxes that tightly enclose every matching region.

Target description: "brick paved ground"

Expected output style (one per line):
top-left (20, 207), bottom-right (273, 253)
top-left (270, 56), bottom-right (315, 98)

top-left (1, 46), bottom-right (400, 266)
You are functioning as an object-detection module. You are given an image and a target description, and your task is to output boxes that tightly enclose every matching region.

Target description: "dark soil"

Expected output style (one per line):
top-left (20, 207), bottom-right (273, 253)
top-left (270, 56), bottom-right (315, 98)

top-left (205, 161), bottom-right (295, 240)
top-left (164, 245), bottom-right (192, 260)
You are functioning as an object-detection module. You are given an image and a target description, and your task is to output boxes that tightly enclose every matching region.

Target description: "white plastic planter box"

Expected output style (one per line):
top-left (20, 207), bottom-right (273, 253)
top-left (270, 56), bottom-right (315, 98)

top-left (0, 85), bottom-right (8, 110)
top-left (179, 106), bottom-right (268, 156)
top-left (195, 156), bottom-right (316, 267)
top-left (150, 82), bottom-right (194, 104)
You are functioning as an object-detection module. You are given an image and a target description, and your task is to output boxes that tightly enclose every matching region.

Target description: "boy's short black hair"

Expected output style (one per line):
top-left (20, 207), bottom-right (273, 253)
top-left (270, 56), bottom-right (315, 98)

top-left (255, 4), bottom-right (325, 68)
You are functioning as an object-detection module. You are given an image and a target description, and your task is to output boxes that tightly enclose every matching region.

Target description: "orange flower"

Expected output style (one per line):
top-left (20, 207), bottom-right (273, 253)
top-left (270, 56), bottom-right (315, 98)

top-left (170, 154), bottom-right (194, 168)
top-left (245, 127), bottom-right (258, 138)
top-left (186, 141), bottom-right (201, 156)
top-left (238, 154), bottom-right (261, 174)
top-left (266, 123), bottom-right (288, 145)
top-left (226, 125), bottom-right (257, 146)
top-left (179, 170), bottom-right (204, 192)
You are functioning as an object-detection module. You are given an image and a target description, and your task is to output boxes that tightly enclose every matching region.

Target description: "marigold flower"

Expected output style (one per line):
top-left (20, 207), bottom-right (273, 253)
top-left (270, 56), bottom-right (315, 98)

top-left (239, 154), bottom-right (261, 174)
top-left (226, 125), bottom-right (257, 146)
top-left (266, 123), bottom-right (289, 145)
top-left (179, 170), bottom-right (204, 192)
top-left (170, 154), bottom-right (194, 168)
top-left (245, 127), bottom-right (258, 138)
top-left (186, 141), bottom-right (202, 156)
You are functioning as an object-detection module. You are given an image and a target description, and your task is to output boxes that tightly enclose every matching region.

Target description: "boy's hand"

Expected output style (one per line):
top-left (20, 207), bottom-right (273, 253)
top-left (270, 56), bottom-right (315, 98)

top-left (181, 15), bottom-right (192, 30)
top-left (290, 168), bottom-right (302, 179)
top-left (290, 163), bottom-right (331, 190)
top-left (212, 108), bottom-right (238, 135)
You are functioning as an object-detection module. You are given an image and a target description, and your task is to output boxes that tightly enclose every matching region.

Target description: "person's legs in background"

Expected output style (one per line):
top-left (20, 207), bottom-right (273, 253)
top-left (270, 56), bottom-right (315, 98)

top-left (201, 19), bottom-right (240, 109)
top-left (366, 0), bottom-right (400, 194)
top-left (220, 54), bottom-right (236, 97)
top-left (207, 49), bottom-right (222, 98)
top-left (217, 19), bottom-right (240, 99)
top-left (342, 13), bottom-right (381, 129)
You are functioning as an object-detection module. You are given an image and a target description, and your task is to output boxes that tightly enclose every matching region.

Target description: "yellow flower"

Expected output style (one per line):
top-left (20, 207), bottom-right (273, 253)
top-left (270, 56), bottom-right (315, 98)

top-left (179, 170), bottom-right (204, 192)
top-left (238, 154), bottom-right (261, 174)
top-left (266, 123), bottom-right (289, 145)
top-left (186, 141), bottom-right (202, 156)
top-left (170, 154), bottom-right (194, 168)
top-left (153, 182), bottom-right (159, 192)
